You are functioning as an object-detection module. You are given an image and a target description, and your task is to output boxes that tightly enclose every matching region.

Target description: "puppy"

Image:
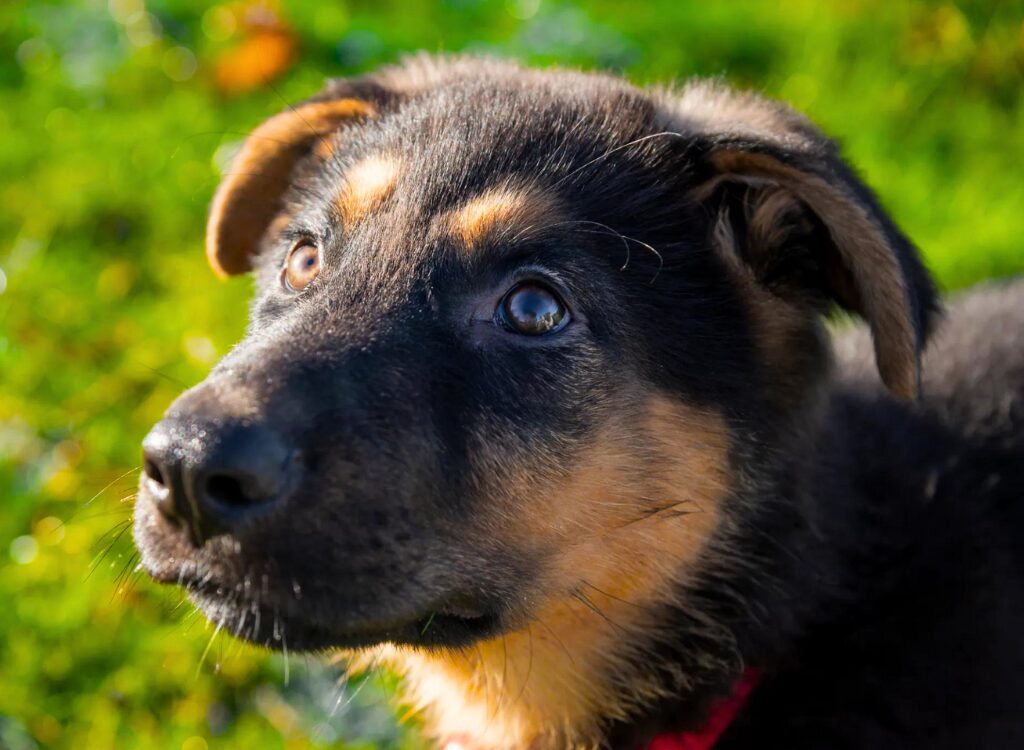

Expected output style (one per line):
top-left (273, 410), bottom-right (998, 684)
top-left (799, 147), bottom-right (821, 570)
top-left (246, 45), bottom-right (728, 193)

top-left (133, 55), bottom-right (1024, 749)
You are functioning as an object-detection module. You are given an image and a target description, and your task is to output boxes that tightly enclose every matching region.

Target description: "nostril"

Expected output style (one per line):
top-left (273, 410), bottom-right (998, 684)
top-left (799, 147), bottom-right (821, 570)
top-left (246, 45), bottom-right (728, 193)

top-left (203, 474), bottom-right (255, 508)
top-left (144, 418), bottom-right (291, 541)
top-left (143, 457), bottom-right (166, 488)
top-left (141, 436), bottom-right (180, 526)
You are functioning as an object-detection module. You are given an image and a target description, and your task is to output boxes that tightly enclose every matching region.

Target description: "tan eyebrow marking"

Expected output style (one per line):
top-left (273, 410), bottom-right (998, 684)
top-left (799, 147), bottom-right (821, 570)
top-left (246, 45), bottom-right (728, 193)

top-left (336, 155), bottom-right (401, 224)
top-left (445, 186), bottom-right (560, 249)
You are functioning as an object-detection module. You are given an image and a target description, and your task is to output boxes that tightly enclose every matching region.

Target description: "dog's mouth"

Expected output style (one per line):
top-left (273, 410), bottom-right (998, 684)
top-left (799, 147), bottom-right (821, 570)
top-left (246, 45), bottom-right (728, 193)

top-left (134, 483), bottom-right (508, 651)
top-left (141, 552), bottom-right (502, 652)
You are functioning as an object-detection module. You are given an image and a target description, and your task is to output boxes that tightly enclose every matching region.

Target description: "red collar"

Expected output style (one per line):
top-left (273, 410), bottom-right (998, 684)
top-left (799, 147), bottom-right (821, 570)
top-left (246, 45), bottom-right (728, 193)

top-left (641, 669), bottom-right (761, 750)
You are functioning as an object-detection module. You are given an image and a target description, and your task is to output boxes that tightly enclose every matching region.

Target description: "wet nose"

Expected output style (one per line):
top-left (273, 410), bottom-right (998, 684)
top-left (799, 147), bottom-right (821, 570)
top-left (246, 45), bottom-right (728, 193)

top-left (141, 417), bottom-right (294, 546)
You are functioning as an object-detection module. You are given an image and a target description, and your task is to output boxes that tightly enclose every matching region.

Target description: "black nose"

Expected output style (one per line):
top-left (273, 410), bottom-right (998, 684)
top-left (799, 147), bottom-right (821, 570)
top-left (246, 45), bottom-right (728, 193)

top-left (141, 418), bottom-right (294, 546)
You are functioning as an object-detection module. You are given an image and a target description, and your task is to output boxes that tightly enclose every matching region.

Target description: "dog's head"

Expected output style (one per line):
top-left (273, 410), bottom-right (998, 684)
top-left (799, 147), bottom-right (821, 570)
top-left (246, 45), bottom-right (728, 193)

top-left (133, 56), bottom-right (937, 746)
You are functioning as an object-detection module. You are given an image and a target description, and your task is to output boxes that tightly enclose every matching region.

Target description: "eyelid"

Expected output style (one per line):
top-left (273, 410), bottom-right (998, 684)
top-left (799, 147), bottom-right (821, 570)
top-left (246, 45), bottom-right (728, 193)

top-left (282, 235), bottom-right (316, 260)
top-left (279, 225), bottom-right (332, 259)
top-left (503, 265), bottom-right (574, 308)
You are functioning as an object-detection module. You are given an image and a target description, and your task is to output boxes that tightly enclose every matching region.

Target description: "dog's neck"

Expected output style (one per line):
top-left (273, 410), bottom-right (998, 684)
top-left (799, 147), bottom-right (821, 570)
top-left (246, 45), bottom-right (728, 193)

top-left (356, 528), bottom-right (735, 749)
top-left (350, 511), bottom-right (743, 747)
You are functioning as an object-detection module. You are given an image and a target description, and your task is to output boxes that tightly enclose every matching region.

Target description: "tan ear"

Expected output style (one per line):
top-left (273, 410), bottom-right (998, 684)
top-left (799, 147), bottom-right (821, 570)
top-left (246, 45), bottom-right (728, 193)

top-left (206, 98), bottom-right (375, 276)
top-left (694, 147), bottom-right (938, 400)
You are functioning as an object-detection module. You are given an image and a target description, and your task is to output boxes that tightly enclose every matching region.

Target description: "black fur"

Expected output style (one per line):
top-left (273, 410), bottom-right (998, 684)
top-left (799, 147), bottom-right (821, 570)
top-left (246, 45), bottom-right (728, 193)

top-left (133, 56), bottom-right (1024, 748)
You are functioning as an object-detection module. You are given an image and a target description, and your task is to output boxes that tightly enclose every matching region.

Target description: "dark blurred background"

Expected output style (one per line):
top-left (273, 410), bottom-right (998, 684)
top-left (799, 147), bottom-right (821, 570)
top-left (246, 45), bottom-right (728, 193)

top-left (1, 1), bottom-right (1022, 748)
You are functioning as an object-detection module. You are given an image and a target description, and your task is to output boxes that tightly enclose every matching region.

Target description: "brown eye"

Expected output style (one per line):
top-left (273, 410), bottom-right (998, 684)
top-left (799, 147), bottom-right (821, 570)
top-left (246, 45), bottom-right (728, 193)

top-left (497, 282), bottom-right (570, 335)
top-left (282, 241), bottom-right (321, 292)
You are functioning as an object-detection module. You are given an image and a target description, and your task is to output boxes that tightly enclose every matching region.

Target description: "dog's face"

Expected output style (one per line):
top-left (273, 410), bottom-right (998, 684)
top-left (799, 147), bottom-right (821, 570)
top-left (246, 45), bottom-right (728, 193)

top-left (134, 57), bottom-right (936, 743)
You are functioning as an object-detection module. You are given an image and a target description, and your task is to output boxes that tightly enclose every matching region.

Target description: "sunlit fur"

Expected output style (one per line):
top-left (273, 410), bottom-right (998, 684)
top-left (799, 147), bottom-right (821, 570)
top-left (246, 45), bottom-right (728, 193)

top-left (336, 155), bottom-right (402, 226)
top-left (445, 185), bottom-right (561, 251)
top-left (134, 55), bottom-right (1024, 750)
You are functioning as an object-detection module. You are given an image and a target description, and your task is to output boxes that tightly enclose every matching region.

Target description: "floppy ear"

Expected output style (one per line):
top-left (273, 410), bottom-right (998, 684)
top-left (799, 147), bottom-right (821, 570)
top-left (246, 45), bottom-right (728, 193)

top-left (205, 55), bottom-right (511, 276)
top-left (206, 97), bottom-right (375, 276)
top-left (673, 83), bottom-right (940, 399)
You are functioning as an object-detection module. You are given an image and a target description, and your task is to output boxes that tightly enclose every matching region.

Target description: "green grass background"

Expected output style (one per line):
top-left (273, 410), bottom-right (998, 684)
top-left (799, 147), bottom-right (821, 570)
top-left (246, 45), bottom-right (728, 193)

top-left (1, 1), bottom-right (1022, 748)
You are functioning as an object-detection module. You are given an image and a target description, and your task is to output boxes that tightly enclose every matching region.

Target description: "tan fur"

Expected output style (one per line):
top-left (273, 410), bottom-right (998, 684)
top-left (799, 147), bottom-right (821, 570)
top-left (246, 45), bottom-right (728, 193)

top-left (371, 53), bottom-right (528, 98)
top-left (313, 132), bottom-right (339, 161)
top-left (696, 150), bottom-right (919, 399)
top-left (206, 98), bottom-right (375, 277)
top-left (656, 79), bottom-right (816, 149)
top-left (445, 185), bottom-right (560, 249)
top-left (746, 187), bottom-right (807, 254)
top-left (348, 396), bottom-right (733, 750)
top-left (336, 156), bottom-right (402, 225)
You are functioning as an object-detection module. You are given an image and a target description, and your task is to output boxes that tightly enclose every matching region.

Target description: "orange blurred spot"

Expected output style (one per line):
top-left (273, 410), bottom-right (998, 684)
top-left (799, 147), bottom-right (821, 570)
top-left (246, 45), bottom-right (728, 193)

top-left (213, 4), bottom-right (297, 96)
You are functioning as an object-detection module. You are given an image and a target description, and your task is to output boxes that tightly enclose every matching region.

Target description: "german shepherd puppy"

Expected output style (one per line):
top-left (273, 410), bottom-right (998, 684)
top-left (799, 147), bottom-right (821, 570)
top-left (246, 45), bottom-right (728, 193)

top-left (133, 56), bottom-right (1024, 749)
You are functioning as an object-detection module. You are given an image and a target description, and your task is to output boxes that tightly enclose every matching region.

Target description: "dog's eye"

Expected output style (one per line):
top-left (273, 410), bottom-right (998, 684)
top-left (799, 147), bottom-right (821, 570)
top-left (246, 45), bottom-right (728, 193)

top-left (282, 240), bottom-right (321, 292)
top-left (497, 282), bottom-right (569, 335)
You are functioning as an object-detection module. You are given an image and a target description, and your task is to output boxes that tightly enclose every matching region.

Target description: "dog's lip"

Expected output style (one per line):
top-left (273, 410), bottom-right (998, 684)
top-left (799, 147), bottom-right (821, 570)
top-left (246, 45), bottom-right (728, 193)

top-left (169, 569), bottom-right (499, 650)
top-left (141, 557), bottom-right (190, 585)
top-left (438, 601), bottom-right (488, 619)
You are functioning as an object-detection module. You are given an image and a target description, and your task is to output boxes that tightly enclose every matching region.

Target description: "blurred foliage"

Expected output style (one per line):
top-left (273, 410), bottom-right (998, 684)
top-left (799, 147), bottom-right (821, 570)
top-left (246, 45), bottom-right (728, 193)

top-left (1, 0), bottom-right (1022, 747)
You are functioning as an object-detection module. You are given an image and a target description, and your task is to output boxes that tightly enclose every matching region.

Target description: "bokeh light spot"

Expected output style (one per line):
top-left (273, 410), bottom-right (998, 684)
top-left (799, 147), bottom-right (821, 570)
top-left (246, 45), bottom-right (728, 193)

top-left (507, 0), bottom-right (541, 20)
top-left (163, 46), bottom-right (198, 82)
top-left (16, 38), bottom-right (54, 75)
top-left (10, 536), bottom-right (39, 565)
top-left (202, 6), bottom-right (238, 41)
top-left (108, 0), bottom-right (144, 25)
top-left (34, 516), bottom-right (66, 546)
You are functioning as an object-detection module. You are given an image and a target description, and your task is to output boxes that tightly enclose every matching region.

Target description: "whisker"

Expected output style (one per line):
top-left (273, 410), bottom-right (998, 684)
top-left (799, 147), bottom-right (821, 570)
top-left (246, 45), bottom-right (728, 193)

top-left (196, 619), bottom-right (224, 678)
top-left (523, 218), bottom-right (665, 282)
top-left (573, 226), bottom-right (664, 283)
top-left (619, 498), bottom-right (702, 528)
top-left (118, 565), bottom-right (145, 601)
top-left (535, 618), bottom-right (575, 666)
top-left (572, 590), bottom-right (628, 636)
top-left (555, 131), bottom-right (684, 187)
top-left (328, 667), bottom-right (352, 718)
top-left (111, 550), bottom-right (142, 600)
top-left (334, 651), bottom-right (382, 715)
top-left (86, 520), bottom-right (133, 580)
top-left (472, 641), bottom-right (490, 717)
top-left (78, 466), bottom-right (141, 512)
top-left (281, 632), bottom-right (290, 687)
top-left (580, 579), bottom-right (650, 612)
top-left (131, 360), bottom-right (190, 388)
top-left (74, 507), bottom-right (135, 523)
top-left (492, 633), bottom-right (509, 719)
top-left (511, 624), bottom-right (534, 707)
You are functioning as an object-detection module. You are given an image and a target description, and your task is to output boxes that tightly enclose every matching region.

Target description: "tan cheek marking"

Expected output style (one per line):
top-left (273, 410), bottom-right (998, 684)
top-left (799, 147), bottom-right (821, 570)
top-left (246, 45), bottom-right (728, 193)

top-left (336, 155), bottom-right (401, 225)
top-left (445, 186), bottom-right (560, 249)
top-left (356, 397), bottom-right (733, 750)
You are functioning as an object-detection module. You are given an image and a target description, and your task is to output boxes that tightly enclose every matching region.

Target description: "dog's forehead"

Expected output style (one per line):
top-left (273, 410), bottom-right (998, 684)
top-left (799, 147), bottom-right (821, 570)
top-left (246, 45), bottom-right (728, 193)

top-left (301, 79), bottom-right (662, 257)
